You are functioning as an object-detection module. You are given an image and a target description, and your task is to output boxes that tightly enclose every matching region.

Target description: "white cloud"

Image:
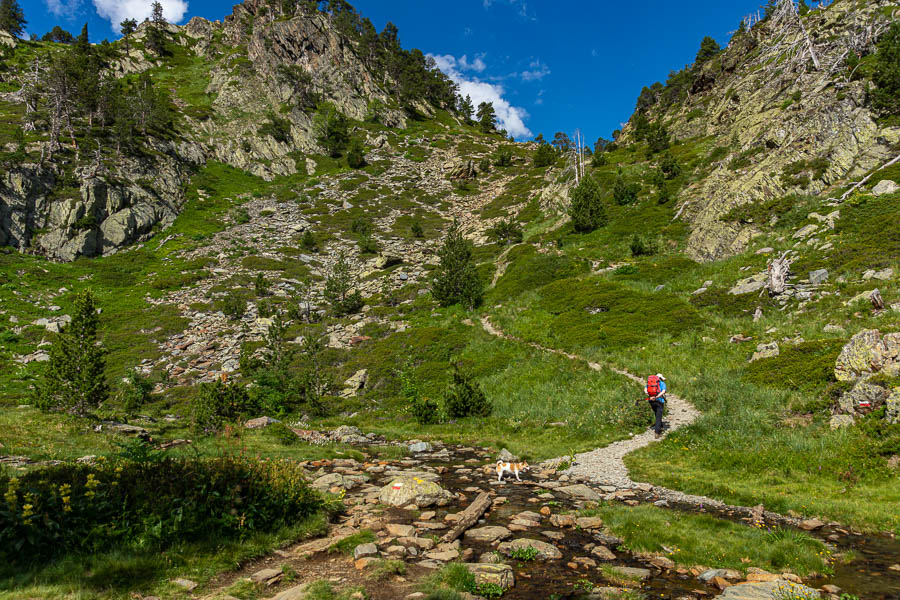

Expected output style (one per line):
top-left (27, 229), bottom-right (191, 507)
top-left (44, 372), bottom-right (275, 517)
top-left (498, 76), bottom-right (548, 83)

top-left (44, 0), bottom-right (82, 18)
top-left (483, 0), bottom-right (536, 21)
top-left (430, 54), bottom-right (532, 139)
top-left (534, 89), bottom-right (545, 106)
top-left (520, 60), bottom-right (550, 82)
top-left (93, 0), bottom-right (189, 31)
top-left (457, 54), bottom-right (487, 73)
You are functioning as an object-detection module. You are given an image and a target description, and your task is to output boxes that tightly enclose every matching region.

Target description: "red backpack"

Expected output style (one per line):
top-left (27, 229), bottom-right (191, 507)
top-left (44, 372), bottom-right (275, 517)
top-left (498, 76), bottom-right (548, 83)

top-left (647, 375), bottom-right (661, 399)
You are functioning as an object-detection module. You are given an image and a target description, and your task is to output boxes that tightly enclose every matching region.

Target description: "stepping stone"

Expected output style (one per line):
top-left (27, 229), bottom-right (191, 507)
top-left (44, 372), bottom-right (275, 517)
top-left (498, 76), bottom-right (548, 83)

top-left (557, 484), bottom-right (601, 501)
top-left (464, 526), bottom-right (512, 543)
top-left (498, 538), bottom-right (563, 560)
top-left (250, 568), bottom-right (283, 584)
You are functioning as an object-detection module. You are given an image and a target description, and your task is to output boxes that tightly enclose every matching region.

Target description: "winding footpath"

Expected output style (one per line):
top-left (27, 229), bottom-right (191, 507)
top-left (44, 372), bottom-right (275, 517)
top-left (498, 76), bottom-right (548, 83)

top-left (478, 315), bottom-right (804, 527)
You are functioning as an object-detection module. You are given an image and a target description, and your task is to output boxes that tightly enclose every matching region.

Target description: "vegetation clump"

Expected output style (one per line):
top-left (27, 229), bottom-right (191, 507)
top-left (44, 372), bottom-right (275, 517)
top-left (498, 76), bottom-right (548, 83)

top-left (445, 365), bottom-right (492, 419)
top-left (568, 176), bottom-right (607, 232)
top-left (34, 290), bottom-right (108, 417)
top-left (431, 220), bottom-right (483, 309)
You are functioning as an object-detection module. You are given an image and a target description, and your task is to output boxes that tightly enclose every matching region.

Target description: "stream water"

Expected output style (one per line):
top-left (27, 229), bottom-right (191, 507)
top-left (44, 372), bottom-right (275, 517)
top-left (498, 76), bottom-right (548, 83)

top-left (398, 446), bottom-right (900, 600)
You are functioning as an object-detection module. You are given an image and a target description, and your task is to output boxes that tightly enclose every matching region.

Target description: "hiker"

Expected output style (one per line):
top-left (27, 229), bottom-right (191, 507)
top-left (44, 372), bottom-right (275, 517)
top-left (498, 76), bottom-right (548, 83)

top-left (645, 374), bottom-right (667, 438)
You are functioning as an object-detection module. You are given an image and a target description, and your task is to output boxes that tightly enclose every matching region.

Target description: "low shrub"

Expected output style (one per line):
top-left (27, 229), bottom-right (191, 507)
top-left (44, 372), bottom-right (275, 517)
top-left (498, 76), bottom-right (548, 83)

top-left (219, 290), bottom-right (247, 319)
top-left (0, 455), bottom-right (323, 565)
top-left (445, 365), bottom-right (492, 419)
top-left (486, 219), bottom-right (523, 245)
top-left (533, 143), bottom-right (556, 168)
top-left (192, 378), bottom-right (258, 433)
top-left (630, 234), bottom-right (658, 257)
top-left (744, 340), bottom-right (844, 393)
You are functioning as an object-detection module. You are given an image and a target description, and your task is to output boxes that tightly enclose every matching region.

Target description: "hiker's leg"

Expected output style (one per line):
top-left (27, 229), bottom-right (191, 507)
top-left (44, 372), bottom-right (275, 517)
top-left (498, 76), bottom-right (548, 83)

top-left (653, 402), bottom-right (664, 434)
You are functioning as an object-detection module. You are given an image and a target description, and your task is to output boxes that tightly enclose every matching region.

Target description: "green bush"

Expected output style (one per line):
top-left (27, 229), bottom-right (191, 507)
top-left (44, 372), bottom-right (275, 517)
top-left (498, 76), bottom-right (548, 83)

top-left (613, 169), bottom-right (640, 205)
top-left (630, 235), bottom-right (658, 257)
top-left (411, 220), bottom-right (425, 238)
top-left (0, 455), bottom-right (323, 565)
top-left (569, 176), bottom-right (608, 232)
top-left (314, 103), bottom-right (349, 157)
top-left (192, 379), bottom-right (258, 433)
top-left (301, 230), bottom-right (318, 252)
top-left (494, 146), bottom-right (513, 167)
top-left (486, 219), bottom-right (523, 245)
top-left (267, 421), bottom-right (300, 446)
top-left (117, 369), bottom-right (153, 412)
top-left (445, 365), bottom-right (492, 419)
top-left (533, 143), bottom-right (556, 168)
top-left (220, 290), bottom-right (247, 319)
top-left (744, 340), bottom-right (843, 393)
top-left (478, 156), bottom-right (491, 173)
top-left (346, 138), bottom-right (366, 169)
top-left (872, 22), bottom-right (900, 115)
top-left (255, 272), bottom-right (270, 297)
top-left (258, 112), bottom-right (292, 144)
top-left (33, 290), bottom-right (108, 417)
top-left (431, 220), bottom-right (483, 309)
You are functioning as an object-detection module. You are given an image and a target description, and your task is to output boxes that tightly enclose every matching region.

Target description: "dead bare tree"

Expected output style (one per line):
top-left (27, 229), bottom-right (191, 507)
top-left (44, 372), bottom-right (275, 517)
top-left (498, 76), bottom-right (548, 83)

top-left (871, 289), bottom-right (885, 312)
top-left (757, 0), bottom-right (822, 72)
top-left (767, 250), bottom-right (794, 295)
top-left (571, 129), bottom-right (586, 185)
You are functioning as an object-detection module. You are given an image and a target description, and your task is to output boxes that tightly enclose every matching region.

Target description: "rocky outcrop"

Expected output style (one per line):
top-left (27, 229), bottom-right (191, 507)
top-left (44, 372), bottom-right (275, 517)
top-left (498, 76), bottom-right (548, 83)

top-left (625, 1), bottom-right (900, 261)
top-left (1, 144), bottom-right (196, 261)
top-left (834, 330), bottom-right (900, 382)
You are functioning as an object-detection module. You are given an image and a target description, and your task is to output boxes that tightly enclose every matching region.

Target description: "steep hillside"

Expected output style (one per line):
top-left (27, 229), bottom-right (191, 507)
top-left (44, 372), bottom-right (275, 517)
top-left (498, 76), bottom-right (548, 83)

top-left (0, 0), bottom-right (456, 260)
top-left (623, 0), bottom-right (900, 261)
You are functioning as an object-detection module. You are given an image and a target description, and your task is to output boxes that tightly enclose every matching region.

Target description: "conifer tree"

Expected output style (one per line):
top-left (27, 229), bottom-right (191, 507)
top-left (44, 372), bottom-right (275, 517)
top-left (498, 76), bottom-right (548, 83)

top-left (568, 175), bottom-right (607, 232)
top-left (0, 0), bottom-right (25, 37)
top-left (431, 220), bottom-right (483, 309)
top-left (34, 290), bottom-right (108, 416)
top-left (476, 101), bottom-right (496, 133)
top-left (458, 94), bottom-right (474, 123)
top-left (151, 1), bottom-right (165, 24)
top-left (324, 251), bottom-right (363, 315)
top-left (872, 23), bottom-right (900, 116)
top-left (695, 36), bottom-right (721, 65)
top-left (120, 18), bottom-right (137, 52)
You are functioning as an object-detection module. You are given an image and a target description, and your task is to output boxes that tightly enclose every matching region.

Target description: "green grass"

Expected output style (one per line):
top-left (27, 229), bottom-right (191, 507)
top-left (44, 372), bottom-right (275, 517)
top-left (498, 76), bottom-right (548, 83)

top-left (587, 503), bottom-right (831, 576)
top-left (0, 514), bottom-right (329, 600)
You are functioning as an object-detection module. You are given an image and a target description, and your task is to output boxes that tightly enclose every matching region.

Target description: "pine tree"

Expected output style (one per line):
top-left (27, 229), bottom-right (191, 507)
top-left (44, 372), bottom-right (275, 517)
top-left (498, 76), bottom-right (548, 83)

top-left (346, 137), bottom-right (366, 168)
top-left (0, 0), bottom-right (25, 37)
top-left (34, 290), bottom-right (108, 417)
top-left (324, 251), bottom-right (363, 315)
top-left (314, 103), bottom-right (350, 157)
top-left (151, 1), bottom-right (165, 24)
top-left (568, 176), bottom-right (607, 233)
top-left (872, 23), bottom-right (900, 116)
top-left (695, 36), bottom-right (721, 65)
top-left (476, 101), bottom-right (496, 133)
top-left (613, 169), bottom-right (639, 205)
top-left (431, 220), bottom-right (483, 309)
top-left (458, 94), bottom-right (474, 123)
top-left (120, 18), bottom-right (137, 53)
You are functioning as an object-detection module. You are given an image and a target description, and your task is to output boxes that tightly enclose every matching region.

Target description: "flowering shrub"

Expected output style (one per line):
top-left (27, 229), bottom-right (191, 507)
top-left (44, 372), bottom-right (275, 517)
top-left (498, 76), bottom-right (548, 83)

top-left (0, 455), bottom-right (323, 564)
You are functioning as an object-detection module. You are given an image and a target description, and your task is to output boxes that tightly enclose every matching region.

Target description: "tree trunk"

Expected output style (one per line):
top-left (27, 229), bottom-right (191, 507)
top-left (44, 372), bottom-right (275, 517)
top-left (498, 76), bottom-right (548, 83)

top-left (767, 251), bottom-right (794, 295)
top-left (441, 491), bottom-right (492, 543)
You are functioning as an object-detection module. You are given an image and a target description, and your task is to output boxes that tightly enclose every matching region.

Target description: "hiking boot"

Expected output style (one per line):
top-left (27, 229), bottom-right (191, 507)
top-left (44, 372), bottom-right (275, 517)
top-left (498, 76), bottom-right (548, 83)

top-left (655, 432), bottom-right (662, 439)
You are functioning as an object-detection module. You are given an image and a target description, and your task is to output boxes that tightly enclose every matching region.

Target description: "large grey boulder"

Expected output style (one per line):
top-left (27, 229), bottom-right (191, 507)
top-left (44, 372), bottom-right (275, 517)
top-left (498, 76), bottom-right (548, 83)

top-left (887, 389), bottom-right (900, 425)
top-left (834, 330), bottom-right (900, 381)
top-left (838, 380), bottom-right (889, 414)
top-left (378, 476), bottom-right (453, 508)
top-left (872, 179), bottom-right (900, 197)
top-left (729, 273), bottom-right (767, 295)
top-left (464, 526), bottom-right (512, 543)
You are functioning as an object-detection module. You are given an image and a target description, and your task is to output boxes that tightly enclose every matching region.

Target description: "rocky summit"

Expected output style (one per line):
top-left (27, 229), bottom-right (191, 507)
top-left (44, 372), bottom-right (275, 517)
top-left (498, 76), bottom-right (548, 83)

top-left (1, 1), bottom-right (900, 599)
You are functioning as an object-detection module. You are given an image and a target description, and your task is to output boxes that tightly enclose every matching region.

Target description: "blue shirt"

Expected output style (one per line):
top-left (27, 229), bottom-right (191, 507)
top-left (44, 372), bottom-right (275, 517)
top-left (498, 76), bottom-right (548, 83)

top-left (659, 380), bottom-right (667, 402)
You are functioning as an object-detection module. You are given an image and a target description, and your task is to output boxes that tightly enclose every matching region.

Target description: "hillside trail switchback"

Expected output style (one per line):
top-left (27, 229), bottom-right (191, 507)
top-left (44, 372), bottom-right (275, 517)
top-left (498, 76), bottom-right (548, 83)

top-left (476, 315), bottom-right (814, 528)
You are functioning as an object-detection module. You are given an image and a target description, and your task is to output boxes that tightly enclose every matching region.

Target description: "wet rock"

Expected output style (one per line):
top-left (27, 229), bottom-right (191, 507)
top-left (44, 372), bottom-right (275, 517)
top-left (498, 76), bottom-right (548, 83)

top-left (498, 538), bottom-right (563, 560)
top-left (542, 531), bottom-right (565, 541)
top-left (607, 566), bottom-right (652, 581)
top-left (378, 476), bottom-right (452, 508)
top-left (699, 568), bottom-right (742, 582)
top-left (717, 579), bottom-right (821, 599)
top-left (463, 563), bottom-right (514, 590)
top-left (575, 516), bottom-right (604, 530)
top-left (557, 484), bottom-right (601, 501)
top-left (550, 514), bottom-right (576, 528)
top-left (648, 555), bottom-right (675, 569)
top-left (385, 523), bottom-right (416, 538)
top-left (591, 545), bottom-right (616, 561)
top-left (465, 526), bottom-right (512, 543)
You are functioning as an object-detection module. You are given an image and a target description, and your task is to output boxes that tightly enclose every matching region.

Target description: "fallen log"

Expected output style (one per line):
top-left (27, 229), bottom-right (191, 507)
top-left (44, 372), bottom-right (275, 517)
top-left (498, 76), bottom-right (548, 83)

top-left (442, 492), bottom-right (492, 543)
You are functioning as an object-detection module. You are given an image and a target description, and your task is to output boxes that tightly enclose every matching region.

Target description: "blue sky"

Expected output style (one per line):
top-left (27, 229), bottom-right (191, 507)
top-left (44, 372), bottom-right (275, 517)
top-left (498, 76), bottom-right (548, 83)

top-left (24, 0), bottom-right (772, 142)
